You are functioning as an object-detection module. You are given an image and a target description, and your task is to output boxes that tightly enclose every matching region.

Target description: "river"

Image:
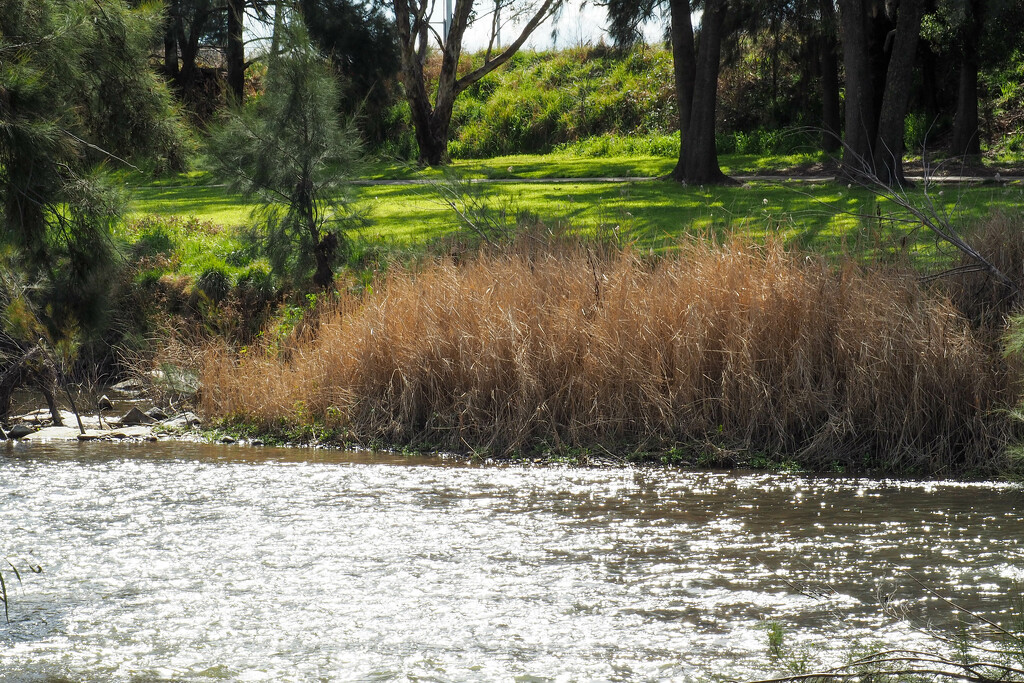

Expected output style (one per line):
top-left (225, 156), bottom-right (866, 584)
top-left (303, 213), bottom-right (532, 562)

top-left (1, 441), bottom-right (1021, 681)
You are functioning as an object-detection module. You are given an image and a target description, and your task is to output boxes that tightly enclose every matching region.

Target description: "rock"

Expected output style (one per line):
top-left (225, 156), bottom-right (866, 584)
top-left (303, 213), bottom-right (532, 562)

top-left (77, 433), bottom-right (100, 441)
top-left (97, 395), bottom-right (114, 410)
top-left (110, 378), bottom-right (145, 394)
top-left (251, 440), bottom-right (264, 447)
top-left (7, 424), bottom-right (37, 439)
top-left (161, 416), bottom-right (188, 430)
top-left (109, 426), bottom-right (152, 440)
top-left (27, 426), bottom-right (82, 441)
top-left (219, 436), bottom-right (236, 444)
top-left (56, 411), bottom-right (102, 430)
top-left (120, 407), bottom-right (155, 426)
top-left (146, 407), bottom-right (169, 421)
top-left (182, 412), bottom-right (202, 427)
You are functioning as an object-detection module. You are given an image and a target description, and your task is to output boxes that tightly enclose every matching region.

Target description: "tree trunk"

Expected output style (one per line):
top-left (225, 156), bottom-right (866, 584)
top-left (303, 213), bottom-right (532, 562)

top-left (393, 0), bottom-right (558, 166)
top-left (401, 57), bottom-right (451, 166)
top-left (163, 26), bottom-right (178, 80)
top-left (872, 0), bottom-right (924, 185)
top-left (270, 0), bottom-right (284, 56)
top-left (951, 53), bottom-right (980, 158)
top-left (41, 382), bottom-right (62, 427)
top-left (0, 346), bottom-right (61, 426)
top-left (312, 231), bottom-right (337, 289)
top-left (669, 0), bottom-right (696, 148)
top-left (838, 0), bottom-right (875, 173)
top-left (226, 0), bottom-right (245, 104)
top-left (419, 114), bottom-right (452, 167)
top-left (676, 0), bottom-right (731, 184)
top-left (819, 0), bottom-right (841, 152)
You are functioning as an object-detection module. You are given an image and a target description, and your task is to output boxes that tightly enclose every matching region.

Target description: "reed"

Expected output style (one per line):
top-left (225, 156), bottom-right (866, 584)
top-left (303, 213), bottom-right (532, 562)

top-left (202, 236), bottom-right (1013, 474)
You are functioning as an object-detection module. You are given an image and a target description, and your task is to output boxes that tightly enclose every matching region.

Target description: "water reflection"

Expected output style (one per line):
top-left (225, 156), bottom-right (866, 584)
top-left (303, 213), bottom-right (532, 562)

top-left (1, 441), bottom-right (1021, 681)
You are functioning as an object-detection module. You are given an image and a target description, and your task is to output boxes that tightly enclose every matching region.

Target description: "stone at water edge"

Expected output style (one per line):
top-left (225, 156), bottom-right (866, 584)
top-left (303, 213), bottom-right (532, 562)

top-left (120, 407), bottom-right (155, 426)
top-left (110, 378), bottom-right (145, 394)
top-left (8, 424), bottom-right (38, 439)
top-left (146, 407), bottom-right (170, 421)
top-left (97, 395), bottom-right (114, 410)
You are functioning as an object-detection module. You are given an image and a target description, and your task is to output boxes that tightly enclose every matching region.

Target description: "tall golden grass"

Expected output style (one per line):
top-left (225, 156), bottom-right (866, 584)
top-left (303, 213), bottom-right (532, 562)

top-left (202, 237), bottom-right (1013, 474)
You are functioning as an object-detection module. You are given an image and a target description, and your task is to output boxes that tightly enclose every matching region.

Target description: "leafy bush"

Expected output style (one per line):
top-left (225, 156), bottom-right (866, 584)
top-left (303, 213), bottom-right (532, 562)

top-left (196, 266), bottom-right (231, 304)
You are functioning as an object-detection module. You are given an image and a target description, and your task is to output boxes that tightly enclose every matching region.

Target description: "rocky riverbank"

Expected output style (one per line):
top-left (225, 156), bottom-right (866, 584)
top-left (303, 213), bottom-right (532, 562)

top-left (1, 405), bottom-right (202, 444)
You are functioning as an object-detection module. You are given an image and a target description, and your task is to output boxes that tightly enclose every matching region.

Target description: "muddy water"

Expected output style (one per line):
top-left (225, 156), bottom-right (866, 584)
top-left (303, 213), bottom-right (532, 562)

top-left (0, 440), bottom-right (1021, 682)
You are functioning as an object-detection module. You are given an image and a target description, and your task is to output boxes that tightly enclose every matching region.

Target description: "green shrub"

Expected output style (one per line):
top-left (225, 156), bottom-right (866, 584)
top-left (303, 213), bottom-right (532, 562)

top-left (236, 264), bottom-right (277, 308)
top-left (131, 220), bottom-right (175, 257)
top-left (196, 266), bottom-right (231, 304)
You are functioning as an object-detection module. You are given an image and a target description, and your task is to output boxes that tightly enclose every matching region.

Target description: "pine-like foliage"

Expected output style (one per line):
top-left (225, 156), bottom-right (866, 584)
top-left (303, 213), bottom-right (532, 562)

top-left (208, 23), bottom-right (363, 289)
top-left (0, 0), bottom-right (188, 336)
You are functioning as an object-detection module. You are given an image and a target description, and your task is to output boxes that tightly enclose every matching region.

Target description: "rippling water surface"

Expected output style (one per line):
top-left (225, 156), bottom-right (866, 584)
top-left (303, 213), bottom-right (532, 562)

top-left (1, 441), bottom-right (1021, 682)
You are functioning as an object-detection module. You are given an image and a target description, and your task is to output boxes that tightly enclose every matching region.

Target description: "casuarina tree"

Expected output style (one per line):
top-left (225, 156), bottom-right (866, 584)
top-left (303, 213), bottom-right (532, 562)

top-left (208, 22), bottom-right (363, 289)
top-left (0, 0), bottom-right (187, 336)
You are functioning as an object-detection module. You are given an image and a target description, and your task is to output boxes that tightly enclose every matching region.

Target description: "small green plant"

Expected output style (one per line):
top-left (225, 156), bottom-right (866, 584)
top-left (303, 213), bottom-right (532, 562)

top-left (757, 576), bottom-right (1024, 681)
top-left (763, 621), bottom-right (811, 675)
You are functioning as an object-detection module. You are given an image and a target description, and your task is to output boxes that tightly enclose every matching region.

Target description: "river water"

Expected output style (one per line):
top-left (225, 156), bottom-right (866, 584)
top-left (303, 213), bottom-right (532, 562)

top-left (1, 441), bottom-right (1021, 682)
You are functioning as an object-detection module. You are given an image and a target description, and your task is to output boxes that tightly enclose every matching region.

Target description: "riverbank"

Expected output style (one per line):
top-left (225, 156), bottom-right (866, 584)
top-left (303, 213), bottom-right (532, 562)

top-left (199, 234), bottom-right (1019, 478)
top-left (1, 406), bottom-right (203, 445)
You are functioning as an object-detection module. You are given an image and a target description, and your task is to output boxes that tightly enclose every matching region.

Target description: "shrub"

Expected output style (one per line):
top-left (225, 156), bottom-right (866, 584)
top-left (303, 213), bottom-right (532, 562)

top-left (945, 211), bottom-right (1024, 328)
top-left (202, 235), bottom-right (1012, 474)
top-left (444, 46), bottom-right (677, 157)
top-left (196, 266), bottom-right (231, 304)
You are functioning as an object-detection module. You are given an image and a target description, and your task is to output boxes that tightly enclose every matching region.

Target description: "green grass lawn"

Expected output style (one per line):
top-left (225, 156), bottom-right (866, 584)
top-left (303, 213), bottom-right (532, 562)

top-left (123, 155), bottom-right (1024, 278)
top-left (363, 151), bottom-right (829, 180)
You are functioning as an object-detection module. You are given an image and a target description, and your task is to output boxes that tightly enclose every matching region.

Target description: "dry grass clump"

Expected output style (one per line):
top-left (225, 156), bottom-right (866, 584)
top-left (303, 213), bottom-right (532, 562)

top-left (202, 237), bottom-right (1012, 474)
top-left (946, 211), bottom-right (1024, 328)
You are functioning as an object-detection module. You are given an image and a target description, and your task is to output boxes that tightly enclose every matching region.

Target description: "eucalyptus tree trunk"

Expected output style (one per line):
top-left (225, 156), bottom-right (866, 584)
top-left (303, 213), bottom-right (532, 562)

top-left (951, 1), bottom-right (983, 159)
top-left (393, 0), bottom-right (561, 166)
top-left (818, 0), bottom-right (841, 152)
top-left (838, 0), bottom-right (924, 184)
top-left (872, 0), bottom-right (924, 185)
top-left (668, 0), bottom-right (696, 147)
top-left (226, 0), bottom-right (245, 103)
top-left (951, 54), bottom-right (981, 157)
top-left (838, 0), bottom-right (876, 171)
top-left (672, 0), bottom-right (731, 185)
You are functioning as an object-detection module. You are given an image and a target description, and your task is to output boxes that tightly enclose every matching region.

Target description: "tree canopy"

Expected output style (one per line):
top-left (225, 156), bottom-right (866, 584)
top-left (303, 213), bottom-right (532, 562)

top-left (0, 0), bottom-right (187, 335)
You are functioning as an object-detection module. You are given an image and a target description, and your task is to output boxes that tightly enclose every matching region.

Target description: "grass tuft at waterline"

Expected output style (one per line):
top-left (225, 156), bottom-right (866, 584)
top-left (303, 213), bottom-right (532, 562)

top-left (201, 235), bottom-right (1014, 474)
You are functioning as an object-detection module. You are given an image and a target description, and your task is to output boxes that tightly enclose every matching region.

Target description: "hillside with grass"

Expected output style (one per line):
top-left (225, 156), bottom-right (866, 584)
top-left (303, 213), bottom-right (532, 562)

top-left (381, 44), bottom-right (1024, 164)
